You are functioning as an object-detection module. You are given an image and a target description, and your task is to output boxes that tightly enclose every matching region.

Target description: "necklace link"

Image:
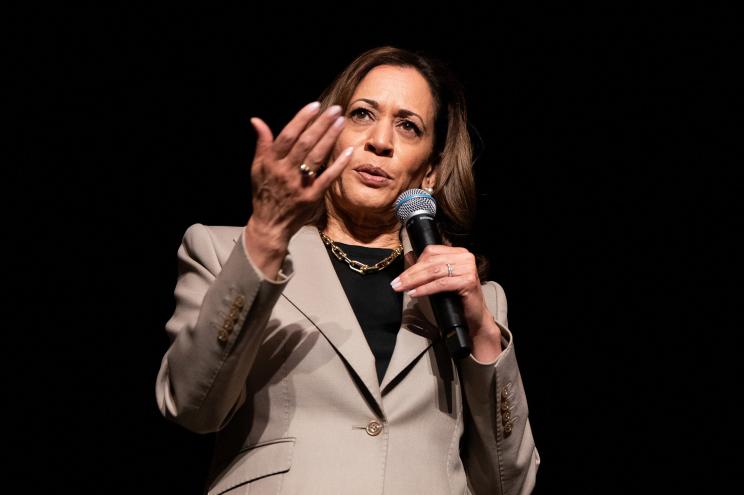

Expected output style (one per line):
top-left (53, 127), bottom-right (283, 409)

top-left (320, 231), bottom-right (403, 274)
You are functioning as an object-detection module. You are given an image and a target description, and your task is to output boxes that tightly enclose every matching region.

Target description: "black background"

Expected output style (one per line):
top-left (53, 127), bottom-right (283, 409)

top-left (12, 6), bottom-right (738, 494)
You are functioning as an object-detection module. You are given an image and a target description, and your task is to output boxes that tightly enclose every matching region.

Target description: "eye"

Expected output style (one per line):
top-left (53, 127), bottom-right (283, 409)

top-left (349, 108), bottom-right (422, 137)
top-left (400, 120), bottom-right (422, 136)
top-left (350, 108), bottom-right (372, 120)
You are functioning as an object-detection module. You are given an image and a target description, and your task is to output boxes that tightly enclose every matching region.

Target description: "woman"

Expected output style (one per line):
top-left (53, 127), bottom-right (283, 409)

top-left (156, 46), bottom-right (539, 495)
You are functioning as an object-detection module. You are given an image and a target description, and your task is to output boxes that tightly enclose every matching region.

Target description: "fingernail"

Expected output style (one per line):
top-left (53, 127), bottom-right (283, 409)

top-left (406, 289), bottom-right (417, 296)
top-left (249, 118), bottom-right (260, 134)
top-left (333, 116), bottom-right (345, 128)
top-left (328, 105), bottom-right (342, 116)
top-left (343, 146), bottom-right (354, 157)
top-left (390, 277), bottom-right (401, 290)
top-left (308, 101), bottom-right (321, 111)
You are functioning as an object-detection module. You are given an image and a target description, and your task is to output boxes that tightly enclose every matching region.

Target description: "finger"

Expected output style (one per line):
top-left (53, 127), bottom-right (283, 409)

top-left (249, 117), bottom-right (274, 158)
top-left (406, 274), bottom-right (472, 298)
top-left (394, 254), bottom-right (475, 291)
top-left (398, 246), bottom-right (462, 278)
top-left (401, 251), bottom-right (474, 277)
top-left (417, 244), bottom-right (469, 260)
top-left (310, 145), bottom-right (354, 193)
top-left (284, 105), bottom-right (344, 168)
top-left (272, 101), bottom-right (323, 159)
top-left (296, 114), bottom-right (346, 173)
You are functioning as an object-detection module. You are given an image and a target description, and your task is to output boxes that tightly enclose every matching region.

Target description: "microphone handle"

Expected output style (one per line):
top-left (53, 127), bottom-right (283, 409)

top-left (405, 214), bottom-right (473, 359)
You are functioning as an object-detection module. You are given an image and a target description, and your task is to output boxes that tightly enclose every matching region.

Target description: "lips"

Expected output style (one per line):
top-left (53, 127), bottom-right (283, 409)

top-left (354, 164), bottom-right (392, 179)
top-left (354, 164), bottom-right (392, 188)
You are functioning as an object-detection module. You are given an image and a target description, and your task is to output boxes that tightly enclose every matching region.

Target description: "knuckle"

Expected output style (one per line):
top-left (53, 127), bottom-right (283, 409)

top-left (277, 133), bottom-right (296, 147)
top-left (305, 155), bottom-right (323, 168)
top-left (296, 136), bottom-right (314, 152)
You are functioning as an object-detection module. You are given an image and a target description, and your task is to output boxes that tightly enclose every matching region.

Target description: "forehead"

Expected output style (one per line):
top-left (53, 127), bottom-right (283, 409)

top-left (351, 65), bottom-right (435, 123)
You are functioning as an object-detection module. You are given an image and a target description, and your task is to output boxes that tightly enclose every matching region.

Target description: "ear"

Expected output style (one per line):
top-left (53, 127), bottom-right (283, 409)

top-left (421, 163), bottom-right (437, 189)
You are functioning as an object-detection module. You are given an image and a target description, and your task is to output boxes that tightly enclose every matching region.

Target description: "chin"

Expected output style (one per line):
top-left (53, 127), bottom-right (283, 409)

top-left (343, 186), bottom-right (396, 213)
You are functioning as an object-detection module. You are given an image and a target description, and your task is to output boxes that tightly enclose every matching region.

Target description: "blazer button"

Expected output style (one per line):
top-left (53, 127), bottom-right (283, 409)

top-left (501, 382), bottom-right (512, 400)
top-left (234, 295), bottom-right (245, 308)
top-left (365, 420), bottom-right (383, 436)
top-left (217, 329), bottom-right (229, 343)
top-left (502, 410), bottom-right (512, 424)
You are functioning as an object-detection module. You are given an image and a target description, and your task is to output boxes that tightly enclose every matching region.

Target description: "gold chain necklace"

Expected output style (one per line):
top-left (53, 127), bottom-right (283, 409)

top-left (319, 231), bottom-right (403, 275)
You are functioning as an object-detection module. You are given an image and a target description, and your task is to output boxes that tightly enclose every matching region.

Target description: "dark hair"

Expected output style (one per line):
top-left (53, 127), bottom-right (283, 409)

top-left (310, 46), bottom-right (489, 279)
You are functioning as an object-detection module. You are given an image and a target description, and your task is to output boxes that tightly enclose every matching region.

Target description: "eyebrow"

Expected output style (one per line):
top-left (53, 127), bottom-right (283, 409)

top-left (350, 98), bottom-right (427, 132)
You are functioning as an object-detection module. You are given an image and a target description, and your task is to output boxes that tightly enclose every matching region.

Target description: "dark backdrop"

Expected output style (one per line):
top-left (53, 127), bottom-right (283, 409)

top-left (12, 6), bottom-right (737, 494)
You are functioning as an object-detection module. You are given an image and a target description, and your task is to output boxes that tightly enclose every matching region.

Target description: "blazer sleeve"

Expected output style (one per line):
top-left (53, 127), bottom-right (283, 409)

top-left (457, 281), bottom-right (540, 495)
top-left (155, 223), bottom-right (294, 434)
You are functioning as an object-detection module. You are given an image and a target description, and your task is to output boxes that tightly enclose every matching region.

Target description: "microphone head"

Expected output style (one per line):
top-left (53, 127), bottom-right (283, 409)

top-left (394, 188), bottom-right (437, 223)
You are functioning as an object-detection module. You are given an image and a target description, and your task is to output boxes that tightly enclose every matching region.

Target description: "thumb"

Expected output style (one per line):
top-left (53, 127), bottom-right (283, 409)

top-left (249, 117), bottom-right (274, 156)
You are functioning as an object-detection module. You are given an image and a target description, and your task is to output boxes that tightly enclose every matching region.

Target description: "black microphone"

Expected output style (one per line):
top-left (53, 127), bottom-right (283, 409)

top-left (394, 189), bottom-right (473, 360)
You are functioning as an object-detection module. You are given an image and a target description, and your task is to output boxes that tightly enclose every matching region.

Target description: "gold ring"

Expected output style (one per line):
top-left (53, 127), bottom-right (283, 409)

top-left (299, 163), bottom-right (315, 177)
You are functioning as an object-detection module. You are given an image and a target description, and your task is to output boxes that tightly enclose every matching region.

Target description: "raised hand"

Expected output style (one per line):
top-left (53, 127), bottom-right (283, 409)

top-left (244, 101), bottom-right (354, 279)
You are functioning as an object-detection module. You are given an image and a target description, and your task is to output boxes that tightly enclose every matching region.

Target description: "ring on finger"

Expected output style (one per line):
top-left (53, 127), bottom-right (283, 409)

top-left (299, 163), bottom-right (316, 178)
top-left (446, 263), bottom-right (454, 277)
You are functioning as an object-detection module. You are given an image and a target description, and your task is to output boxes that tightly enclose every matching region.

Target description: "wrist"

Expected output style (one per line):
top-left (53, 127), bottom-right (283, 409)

top-left (246, 217), bottom-right (290, 254)
top-left (470, 310), bottom-right (502, 362)
top-left (243, 219), bottom-right (289, 280)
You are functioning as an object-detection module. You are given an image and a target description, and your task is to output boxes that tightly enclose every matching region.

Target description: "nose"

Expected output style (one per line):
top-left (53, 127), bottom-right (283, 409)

top-left (363, 121), bottom-right (394, 158)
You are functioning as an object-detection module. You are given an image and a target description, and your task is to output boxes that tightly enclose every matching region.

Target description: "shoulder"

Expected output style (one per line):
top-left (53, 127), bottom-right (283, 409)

top-left (181, 223), bottom-right (243, 244)
top-left (179, 223), bottom-right (245, 268)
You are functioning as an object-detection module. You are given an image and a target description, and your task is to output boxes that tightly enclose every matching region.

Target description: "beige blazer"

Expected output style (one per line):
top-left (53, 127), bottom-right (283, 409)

top-left (155, 223), bottom-right (539, 495)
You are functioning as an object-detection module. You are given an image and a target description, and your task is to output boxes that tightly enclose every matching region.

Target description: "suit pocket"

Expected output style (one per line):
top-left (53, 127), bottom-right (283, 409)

top-left (208, 437), bottom-right (296, 495)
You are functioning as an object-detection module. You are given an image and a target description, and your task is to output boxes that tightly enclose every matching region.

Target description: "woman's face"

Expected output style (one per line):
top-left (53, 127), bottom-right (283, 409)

top-left (328, 64), bottom-right (437, 220)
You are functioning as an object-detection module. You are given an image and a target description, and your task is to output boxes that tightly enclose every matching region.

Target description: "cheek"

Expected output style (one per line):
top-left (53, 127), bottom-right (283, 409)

top-left (336, 128), bottom-right (357, 149)
top-left (329, 140), bottom-right (343, 163)
top-left (329, 131), bottom-right (357, 165)
top-left (396, 155), bottom-right (431, 185)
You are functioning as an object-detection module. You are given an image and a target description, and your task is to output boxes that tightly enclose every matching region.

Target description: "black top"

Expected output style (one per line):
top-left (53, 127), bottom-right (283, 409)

top-left (324, 241), bottom-right (404, 385)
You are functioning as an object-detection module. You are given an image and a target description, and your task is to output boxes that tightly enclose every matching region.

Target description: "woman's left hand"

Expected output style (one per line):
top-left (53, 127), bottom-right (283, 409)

top-left (390, 245), bottom-right (503, 360)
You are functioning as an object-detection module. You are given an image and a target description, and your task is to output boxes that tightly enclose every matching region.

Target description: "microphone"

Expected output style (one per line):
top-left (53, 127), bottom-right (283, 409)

top-left (394, 189), bottom-right (473, 360)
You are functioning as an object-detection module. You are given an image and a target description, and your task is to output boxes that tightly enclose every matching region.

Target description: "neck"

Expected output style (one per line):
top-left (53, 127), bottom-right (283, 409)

top-left (323, 197), bottom-right (401, 249)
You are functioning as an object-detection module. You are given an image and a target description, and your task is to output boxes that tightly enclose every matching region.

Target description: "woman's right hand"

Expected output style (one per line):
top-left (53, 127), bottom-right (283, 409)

top-left (243, 101), bottom-right (353, 279)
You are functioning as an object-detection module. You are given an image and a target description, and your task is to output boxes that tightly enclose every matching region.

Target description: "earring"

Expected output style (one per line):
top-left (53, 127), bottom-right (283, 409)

top-left (422, 186), bottom-right (434, 194)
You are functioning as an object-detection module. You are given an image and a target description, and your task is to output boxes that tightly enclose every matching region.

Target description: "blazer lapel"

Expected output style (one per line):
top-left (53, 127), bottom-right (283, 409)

top-left (233, 225), bottom-right (444, 410)
top-left (378, 291), bottom-right (438, 393)
top-left (281, 226), bottom-right (383, 411)
top-left (379, 226), bottom-right (440, 393)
